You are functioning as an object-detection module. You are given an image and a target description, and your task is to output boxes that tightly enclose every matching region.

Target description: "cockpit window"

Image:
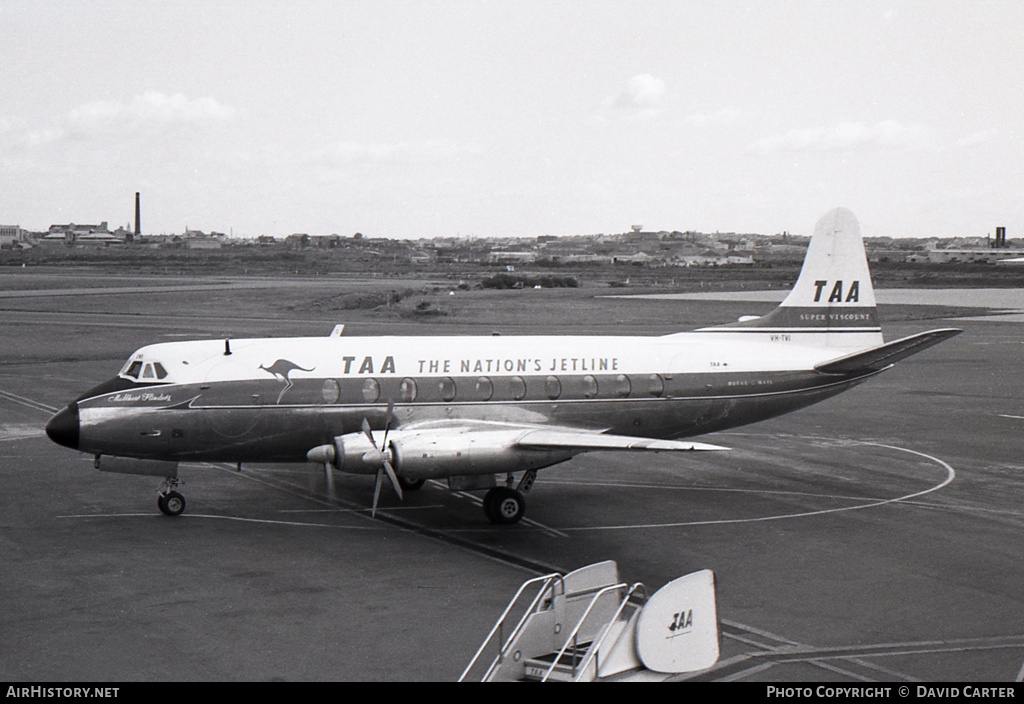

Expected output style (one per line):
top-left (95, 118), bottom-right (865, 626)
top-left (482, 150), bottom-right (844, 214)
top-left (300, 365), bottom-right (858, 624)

top-left (120, 359), bottom-right (169, 382)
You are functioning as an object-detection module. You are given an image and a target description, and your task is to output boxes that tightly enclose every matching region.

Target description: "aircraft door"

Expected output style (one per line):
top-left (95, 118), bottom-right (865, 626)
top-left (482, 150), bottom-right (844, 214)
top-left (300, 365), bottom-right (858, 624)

top-left (669, 353), bottom-right (719, 434)
top-left (198, 355), bottom-right (267, 440)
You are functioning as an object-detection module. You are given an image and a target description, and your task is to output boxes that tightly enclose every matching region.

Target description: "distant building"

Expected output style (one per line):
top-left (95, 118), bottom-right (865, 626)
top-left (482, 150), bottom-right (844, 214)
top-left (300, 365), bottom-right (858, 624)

top-left (927, 249), bottom-right (1013, 264)
top-left (487, 250), bottom-right (537, 265)
top-left (41, 221), bottom-right (126, 245)
top-left (0, 225), bottom-right (26, 246)
top-left (285, 233), bottom-right (310, 248)
top-left (308, 234), bottom-right (344, 249)
top-left (185, 237), bottom-right (223, 249)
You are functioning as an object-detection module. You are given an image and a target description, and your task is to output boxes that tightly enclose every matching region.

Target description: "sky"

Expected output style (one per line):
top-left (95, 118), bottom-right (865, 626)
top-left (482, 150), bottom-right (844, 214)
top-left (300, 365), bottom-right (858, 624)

top-left (1, 1), bottom-right (1021, 240)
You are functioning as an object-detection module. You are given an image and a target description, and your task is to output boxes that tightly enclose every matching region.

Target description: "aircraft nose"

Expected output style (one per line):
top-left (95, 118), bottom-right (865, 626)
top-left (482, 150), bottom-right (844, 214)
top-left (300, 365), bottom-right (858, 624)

top-left (45, 403), bottom-right (80, 450)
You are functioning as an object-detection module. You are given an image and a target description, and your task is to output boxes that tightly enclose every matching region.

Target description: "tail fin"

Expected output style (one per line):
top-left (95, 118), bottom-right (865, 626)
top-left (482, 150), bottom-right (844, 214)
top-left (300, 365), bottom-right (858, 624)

top-left (703, 207), bottom-right (883, 350)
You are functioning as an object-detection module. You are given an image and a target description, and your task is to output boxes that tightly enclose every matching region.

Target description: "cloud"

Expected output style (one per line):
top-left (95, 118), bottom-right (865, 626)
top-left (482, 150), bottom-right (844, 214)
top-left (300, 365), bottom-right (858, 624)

top-left (313, 139), bottom-right (482, 166)
top-left (614, 74), bottom-right (666, 109)
top-left (954, 130), bottom-right (998, 148)
top-left (1, 92), bottom-right (236, 157)
top-left (751, 120), bottom-right (947, 155)
top-left (680, 107), bottom-right (743, 129)
top-left (67, 91), bottom-right (235, 137)
top-left (597, 74), bottom-right (667, 121)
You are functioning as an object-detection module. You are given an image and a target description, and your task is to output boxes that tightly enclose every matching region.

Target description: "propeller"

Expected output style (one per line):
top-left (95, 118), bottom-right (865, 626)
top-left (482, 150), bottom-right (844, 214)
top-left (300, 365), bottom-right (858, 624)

top-left (363, 400), bottom-right (402, 517)
top-left (323, 453), bottom-right (336, 498)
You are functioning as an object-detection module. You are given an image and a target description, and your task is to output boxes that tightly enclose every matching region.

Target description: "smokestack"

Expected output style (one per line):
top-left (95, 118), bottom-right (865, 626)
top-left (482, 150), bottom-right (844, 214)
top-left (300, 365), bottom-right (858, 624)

top-left (996, 226), bottom-right (1006, 249)
top-left (134, 192), bottom-right (141, 238)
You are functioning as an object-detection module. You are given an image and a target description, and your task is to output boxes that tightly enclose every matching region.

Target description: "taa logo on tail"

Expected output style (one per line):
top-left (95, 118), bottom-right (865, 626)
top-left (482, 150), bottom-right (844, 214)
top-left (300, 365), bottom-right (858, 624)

top-left (813, 280), bottom-right (859, 303)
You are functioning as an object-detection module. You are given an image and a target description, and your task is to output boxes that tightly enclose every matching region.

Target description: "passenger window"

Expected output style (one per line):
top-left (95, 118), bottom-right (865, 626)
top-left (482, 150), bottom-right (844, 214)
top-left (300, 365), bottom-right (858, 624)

top-left (362, 378), bottom-right (380, 403)
top-left (509, 376), bottom-right (527, 401)
top-left (545, 375), bottom-right (561, 400)
top-left (615, 374), bottom-right (631, 397)
top-left (648, 373), bottom-right (664, 397)
top-left (475, 377), bottom-right (493, 401)
top-left (439, 377), bottom-right (456, 402)
top-left (322, 379), bottom-right (340, 404)
top-left (400, 378), bottom-right (418, 402)
top-left (582, 375), bottom-right (598, 399)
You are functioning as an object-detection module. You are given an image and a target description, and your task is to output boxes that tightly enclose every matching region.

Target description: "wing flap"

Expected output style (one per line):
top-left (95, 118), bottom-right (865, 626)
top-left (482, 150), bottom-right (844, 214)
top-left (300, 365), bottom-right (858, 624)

top-left (814, 328), bottom-right (962, 374)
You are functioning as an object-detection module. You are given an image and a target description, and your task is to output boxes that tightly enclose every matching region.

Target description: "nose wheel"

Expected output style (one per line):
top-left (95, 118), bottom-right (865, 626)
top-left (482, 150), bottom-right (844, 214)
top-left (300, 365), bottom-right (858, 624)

top-left (158, 491), bottom-right (186, 516)
top-left (157, 477), bottom-right (186, 516)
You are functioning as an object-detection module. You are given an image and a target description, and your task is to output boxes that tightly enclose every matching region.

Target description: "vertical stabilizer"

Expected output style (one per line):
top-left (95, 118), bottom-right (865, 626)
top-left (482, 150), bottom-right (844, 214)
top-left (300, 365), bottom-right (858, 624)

top-left (703, 208), bottom-right (883, 350)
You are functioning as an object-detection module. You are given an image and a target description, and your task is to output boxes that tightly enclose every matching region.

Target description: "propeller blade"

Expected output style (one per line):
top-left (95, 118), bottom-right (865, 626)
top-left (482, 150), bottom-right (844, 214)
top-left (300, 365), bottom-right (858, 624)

top-left (382, 400), bottom-right (395, 445)
top-left (365, 403), bottom-right (401, 517)
top-left (371, 468), bottom-right (384, 517)
top-left (382, 459), bottom-right (403, 501)
top-left (324, 461), bottom-right (336, 497)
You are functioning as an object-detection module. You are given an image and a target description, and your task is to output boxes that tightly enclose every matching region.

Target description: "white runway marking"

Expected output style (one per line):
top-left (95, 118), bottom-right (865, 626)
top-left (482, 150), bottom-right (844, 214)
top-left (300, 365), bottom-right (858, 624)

top-left (0, 389), bottom-right (59, 414)
top-left (442, 483), bottom-right (569, 538)
top-left (534, 440), bottom-right (956, 533)
top-left (56, 512), bottom-right (383, 528)
top-left (0, 424), bottom-right (45, 441)
top-left (278, 504), bottom-right (447, 514)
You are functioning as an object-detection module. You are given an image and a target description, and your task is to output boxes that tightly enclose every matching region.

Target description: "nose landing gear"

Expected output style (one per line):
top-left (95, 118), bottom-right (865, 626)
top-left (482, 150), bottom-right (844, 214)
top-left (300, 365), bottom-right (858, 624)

top-left (157, 477), bottom-right (186, 516)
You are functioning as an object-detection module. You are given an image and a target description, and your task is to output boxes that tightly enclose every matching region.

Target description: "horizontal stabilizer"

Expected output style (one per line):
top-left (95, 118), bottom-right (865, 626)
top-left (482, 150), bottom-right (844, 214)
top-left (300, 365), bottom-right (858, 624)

top-left (814, 328), bottom-right (962, 374)
top-left (517, 429), bottom-right (728, 453)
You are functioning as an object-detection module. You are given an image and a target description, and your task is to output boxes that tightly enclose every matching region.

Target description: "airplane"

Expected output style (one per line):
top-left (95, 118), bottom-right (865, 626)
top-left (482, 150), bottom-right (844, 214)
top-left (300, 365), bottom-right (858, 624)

top-left (45, 208), bottom-right (961, 524)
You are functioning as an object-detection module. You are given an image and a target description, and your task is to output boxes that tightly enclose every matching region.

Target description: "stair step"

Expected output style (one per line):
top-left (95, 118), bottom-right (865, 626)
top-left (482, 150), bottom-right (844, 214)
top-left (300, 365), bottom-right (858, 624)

top-left (522, 642), bottom-right (593, 681)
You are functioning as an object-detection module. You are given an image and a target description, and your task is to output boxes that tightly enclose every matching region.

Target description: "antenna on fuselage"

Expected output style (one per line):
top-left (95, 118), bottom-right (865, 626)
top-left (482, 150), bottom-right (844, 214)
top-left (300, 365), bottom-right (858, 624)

top-left (224, 339), bottom-right (232, 356)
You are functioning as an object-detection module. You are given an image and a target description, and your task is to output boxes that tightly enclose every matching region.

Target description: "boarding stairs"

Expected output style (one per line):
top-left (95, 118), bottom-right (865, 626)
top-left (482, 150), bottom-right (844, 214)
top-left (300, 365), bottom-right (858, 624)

top-left (458, 561), bottom-right (719, 682)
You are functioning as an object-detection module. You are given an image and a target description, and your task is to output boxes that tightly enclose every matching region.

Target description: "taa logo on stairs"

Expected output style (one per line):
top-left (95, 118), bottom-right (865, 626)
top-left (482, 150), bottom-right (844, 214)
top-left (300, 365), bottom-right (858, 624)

top-left (668, 609), bottom-right (693, 634)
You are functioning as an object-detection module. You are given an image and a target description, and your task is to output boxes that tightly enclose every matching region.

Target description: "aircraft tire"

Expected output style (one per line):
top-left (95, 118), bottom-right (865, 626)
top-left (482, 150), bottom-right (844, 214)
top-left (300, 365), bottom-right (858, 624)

top-left (484, 487), bottom-right (525, 524)
top-left (398, 476), bottom-right (426, 491)
top-left (158, 491), bottom-right (186, 517)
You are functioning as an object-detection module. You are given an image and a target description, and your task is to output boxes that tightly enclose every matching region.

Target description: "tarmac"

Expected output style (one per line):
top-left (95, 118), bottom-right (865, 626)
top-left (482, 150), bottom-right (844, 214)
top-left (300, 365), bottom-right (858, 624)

top-left (2, 277), bottom-right (1023, 682)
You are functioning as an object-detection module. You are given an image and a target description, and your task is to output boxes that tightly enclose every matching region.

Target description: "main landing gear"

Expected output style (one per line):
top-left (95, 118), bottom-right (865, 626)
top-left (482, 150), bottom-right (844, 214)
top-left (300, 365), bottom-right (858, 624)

top-left (482, 470), bottom-right (536, 524)
top-left (157, 477), bottom-right (186, 516)
top-left (483, 487), bottom-right (526, 524)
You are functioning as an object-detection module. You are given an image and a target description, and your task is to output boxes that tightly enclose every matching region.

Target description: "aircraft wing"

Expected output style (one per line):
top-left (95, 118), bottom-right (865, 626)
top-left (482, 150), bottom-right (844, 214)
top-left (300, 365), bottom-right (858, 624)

top-left (392, 419), bottom-right (729, 453)
top-left (514, 428), bottom-right (728, 453)
top-left (814, 328), bottom-right (962, 375)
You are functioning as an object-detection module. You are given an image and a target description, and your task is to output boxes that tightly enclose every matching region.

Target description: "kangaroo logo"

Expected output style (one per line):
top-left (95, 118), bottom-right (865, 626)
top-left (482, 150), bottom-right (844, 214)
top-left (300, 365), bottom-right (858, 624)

top-left (259, 359), bottom-right (315, 404)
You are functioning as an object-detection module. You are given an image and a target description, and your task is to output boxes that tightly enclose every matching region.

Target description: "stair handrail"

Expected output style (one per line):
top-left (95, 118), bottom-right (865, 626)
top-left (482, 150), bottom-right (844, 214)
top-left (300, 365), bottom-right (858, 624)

top-left (458, 572), bottom-right (564, 682)
top-left (572, 582), bottom-right (648, 682)
top-left (540, 582), bottom-right (627, 682)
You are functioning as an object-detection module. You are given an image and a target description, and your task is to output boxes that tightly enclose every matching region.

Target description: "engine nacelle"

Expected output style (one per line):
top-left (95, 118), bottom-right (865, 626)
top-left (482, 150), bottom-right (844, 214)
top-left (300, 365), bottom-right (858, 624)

top-left (306, 430), bottom-right (389, 475)
top-left (307, 429), bottom-right (575, 479)
top-left (391, 429), bottom-right (575, 479)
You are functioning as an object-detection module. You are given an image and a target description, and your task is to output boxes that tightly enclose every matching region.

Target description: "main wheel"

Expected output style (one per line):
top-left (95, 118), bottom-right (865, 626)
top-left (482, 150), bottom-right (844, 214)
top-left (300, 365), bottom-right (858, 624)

top-left (484, 487), bottom-right (525, 524)
top-left (397, 476), bottom-right (426, 491)
top-left (158, 491), bottom-right (186, 516)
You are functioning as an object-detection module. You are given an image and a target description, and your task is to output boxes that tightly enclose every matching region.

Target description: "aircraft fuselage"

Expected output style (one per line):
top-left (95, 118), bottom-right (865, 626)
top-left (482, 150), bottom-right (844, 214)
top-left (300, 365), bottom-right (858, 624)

top-left (50, 332), bottom-right (874, 468)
